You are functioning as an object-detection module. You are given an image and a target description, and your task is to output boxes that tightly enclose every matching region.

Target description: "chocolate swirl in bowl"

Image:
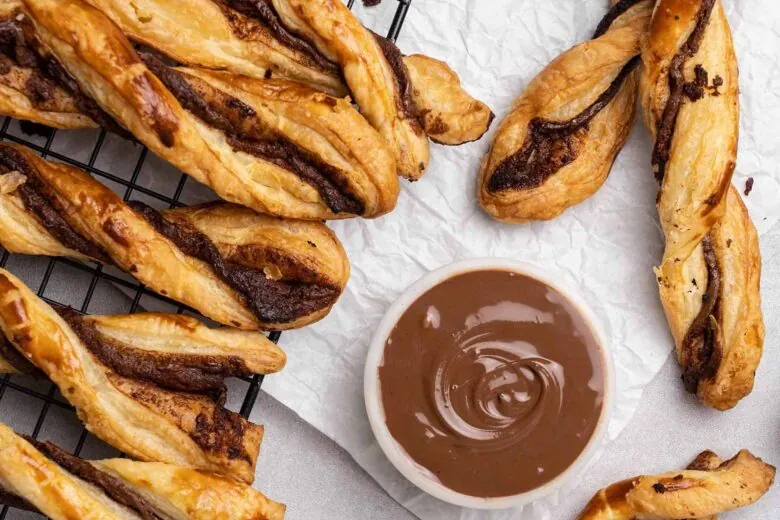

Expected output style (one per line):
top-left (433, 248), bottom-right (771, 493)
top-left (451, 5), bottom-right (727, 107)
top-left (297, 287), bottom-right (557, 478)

top-left (379, 270), bottom-right (605, 498)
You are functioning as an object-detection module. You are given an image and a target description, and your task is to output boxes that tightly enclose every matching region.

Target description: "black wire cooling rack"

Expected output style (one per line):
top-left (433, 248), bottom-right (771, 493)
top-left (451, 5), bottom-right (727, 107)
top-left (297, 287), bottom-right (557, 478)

top-left (0, 0), bottom-right (411, 517)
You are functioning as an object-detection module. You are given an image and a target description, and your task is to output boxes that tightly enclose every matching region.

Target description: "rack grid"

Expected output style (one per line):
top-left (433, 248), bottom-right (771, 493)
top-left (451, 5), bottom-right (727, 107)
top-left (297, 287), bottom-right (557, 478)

top-left (0, 0), bottom-right (411, 516)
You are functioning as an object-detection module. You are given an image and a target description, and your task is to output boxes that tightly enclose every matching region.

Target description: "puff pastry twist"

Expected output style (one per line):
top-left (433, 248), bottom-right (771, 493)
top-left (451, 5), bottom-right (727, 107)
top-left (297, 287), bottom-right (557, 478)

top-left (0, 268), bottom-right (284, 483)
top-left (12, 0), bottom-right (399, 219)
top-left (639, 0), bottom-right (763, 410)
top-left (81, 0), bottom-right (493, 153)
top-left (578, 450), bottom-right (775, 519)
top-left (0, 142), bottom-right (350, 330)
top-left (0, 423), bottom-right (286, 519)
top-left (478, 0), bottom-right (653, 223)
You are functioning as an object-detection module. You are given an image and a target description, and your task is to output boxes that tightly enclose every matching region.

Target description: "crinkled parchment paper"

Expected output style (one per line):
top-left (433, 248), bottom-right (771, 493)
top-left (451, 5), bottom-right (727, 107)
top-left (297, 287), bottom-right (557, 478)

top-left (259, 0), bottom-right (780, 518)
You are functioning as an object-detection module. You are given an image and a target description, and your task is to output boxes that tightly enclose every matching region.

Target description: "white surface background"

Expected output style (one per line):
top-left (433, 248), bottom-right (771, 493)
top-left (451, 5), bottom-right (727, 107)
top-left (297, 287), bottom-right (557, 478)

top-left (1, 0), bottom-right (777, 518)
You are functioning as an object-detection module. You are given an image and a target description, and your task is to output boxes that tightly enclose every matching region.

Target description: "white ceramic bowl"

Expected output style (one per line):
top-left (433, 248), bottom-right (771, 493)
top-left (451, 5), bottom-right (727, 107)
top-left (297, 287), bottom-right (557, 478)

top-left (364, 258), bottom-right (615, 510)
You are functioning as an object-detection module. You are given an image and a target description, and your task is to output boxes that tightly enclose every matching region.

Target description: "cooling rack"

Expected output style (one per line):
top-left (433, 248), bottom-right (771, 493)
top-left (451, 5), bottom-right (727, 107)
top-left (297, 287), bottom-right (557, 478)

top-left (0, 0), bottom-right (412, 517)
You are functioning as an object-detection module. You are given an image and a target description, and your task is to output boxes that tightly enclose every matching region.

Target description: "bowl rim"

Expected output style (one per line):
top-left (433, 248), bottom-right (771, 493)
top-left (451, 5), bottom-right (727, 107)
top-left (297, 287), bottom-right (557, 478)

top-left (363, 257), bottom-right (615, 510)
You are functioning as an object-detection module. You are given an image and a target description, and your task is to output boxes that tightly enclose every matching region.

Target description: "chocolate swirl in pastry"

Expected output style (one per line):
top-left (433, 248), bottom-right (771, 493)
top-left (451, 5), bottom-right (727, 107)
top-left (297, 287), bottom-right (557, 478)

top-left (0, 269), bottom-right (283, 483)
top-left (578, 450), bottom-right (775, 519)
top-left (0, 0), bottom-right (127, 131)
top-left (81, 0), bottom-right (493, 150)
top-left (0, 143), bottom-right (350, 330)
top-left (0, 423), bottom-right (286, 519)
top-left (17, 0), bottom-right (398, 220)
top-left (267, 0), bottom-right (429, 179)
top-left (477, 0), bottom-right (652, 223)
top-left (639, 0), bottom-right (763, 410)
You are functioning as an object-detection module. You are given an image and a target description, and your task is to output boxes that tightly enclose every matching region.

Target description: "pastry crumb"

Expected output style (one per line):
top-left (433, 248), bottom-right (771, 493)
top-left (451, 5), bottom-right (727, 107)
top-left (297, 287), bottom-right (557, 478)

top-left (744, 177), bottom-right (754, 196)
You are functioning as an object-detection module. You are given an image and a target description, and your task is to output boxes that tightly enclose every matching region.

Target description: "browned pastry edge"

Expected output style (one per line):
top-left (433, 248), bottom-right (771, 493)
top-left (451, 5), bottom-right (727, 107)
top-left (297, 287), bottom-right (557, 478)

top-left (0, 268), bottom-right (264, 483)
top-left (0, 142), bottom-right (350, 330)
top-left (477, 0), bottom-right (651, 223)
top-left (578, 450), bottom-right (776, 519)
top-left (0, 423), bottom-right (286, 519)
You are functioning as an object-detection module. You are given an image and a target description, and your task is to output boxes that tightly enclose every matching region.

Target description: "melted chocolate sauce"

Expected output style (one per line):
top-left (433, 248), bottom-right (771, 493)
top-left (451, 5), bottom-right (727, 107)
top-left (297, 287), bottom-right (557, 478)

top-left (593, 0), bottom-right (646, 38)
top-left (0, 146), bottom-right (111, 262)
top-left (129, 201), bottom-right (339, 325)
top-left (25, 437), bottom-right (163, 520)
top-left (56, 307), bottom-right (251, 399)
top-left (380, 270), bottom-right (605, 497)
top-left (223, 0), bottom-right (339, 73)
top-left (680, 236), bottom-right (722, 393)
top-left (0, 18), bottom-right (127, 136)
top-left (139, 51), bottom-right (362, 215)
top-left (488, 56), bottom-right (640, 193)
top-left (651, 0), bottom-right (717, 183)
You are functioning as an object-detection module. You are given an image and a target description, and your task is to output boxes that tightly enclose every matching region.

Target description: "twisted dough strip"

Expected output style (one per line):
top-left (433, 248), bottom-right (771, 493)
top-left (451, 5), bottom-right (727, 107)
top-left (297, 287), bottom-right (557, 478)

top-left (639, 0), bottom-right (763, 409)
top-left (578, 450), bottom-right (775, 519)
top-left (81, 0), bottom-right (493, 149)
top-left (0, 423), bottom-right (286, 519)
top-left (16, 0), bottom-right (398, 219)
top-left (0, 268), bottom-right (276, 483)
top-left (0, 142), bottom-right (350, 330)
top-left (478, 0), bottom-right (652, 223)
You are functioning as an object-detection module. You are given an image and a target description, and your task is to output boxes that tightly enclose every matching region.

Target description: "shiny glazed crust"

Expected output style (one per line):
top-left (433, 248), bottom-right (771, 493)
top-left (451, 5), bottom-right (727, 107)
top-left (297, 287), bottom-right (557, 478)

top-left (639, 0), bottom-right (763, 410)
top-left (20, 0), bottom-right (397, 220)
top-left (478, 0), bottom-right (652, 223)
top-left (578, 450), bottom-right (775, 519)
top-left (0, 424), bottom-right (286, 519)
top-left (0, 0), bottom-right (98, 129)
top-left (0, 143), bottom-right (350, 331)
top-left (80, 0), bottom-right (491, 149)
top-left (83, 0), bottom-right (345, 96)
top-left (0, 269), bottom-right (264, 483)
top-left (271, 0), bottom-right (430, 180)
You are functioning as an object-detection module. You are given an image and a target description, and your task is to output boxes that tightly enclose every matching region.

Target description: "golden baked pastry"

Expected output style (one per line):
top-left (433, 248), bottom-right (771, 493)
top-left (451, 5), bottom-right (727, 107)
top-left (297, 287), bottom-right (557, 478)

top-left (639, 0), bottom-right (763, 410)
top-left (81, 0), bottom-right (493, 150)
top-left (17, 0), bottom-right (398, 220)
top-left (0, 268), bottom-right (276, 483)
top-left (478, 0), bottom-right (652, 223)
top-left (578, 450), bottom-right (775, 519)
top-left (269, 0), bottom-right (429, 179)
top-left (0, 142), bottom-right (350, 331)
top-left (0, 0), bottom-right (126, 131)
top-left (0, 423), bottom-right (286, 519)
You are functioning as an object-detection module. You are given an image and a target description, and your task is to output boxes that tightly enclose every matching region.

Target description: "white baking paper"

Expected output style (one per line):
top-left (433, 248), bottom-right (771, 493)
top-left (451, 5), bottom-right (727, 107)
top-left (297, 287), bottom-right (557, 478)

top-left (258, 0), bottom-right (780, 518)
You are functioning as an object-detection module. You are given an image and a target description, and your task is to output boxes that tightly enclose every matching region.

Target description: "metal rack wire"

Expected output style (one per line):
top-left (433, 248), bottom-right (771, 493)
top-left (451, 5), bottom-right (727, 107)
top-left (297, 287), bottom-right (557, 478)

top-left (0, 0), bottom-right (411, 517)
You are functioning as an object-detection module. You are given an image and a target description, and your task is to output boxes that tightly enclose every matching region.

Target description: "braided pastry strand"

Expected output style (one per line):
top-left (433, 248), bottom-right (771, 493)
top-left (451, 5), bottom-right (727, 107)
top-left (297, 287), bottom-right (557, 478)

top-left (478, 0), bottom-right (653, 223)
top-left (17, 0), bottom-right (399, 219)
top-left (0, 423), bottom-right (286, 519)
top-left (0, 142), bottom-right (350, 331)
top-left (639, 0), bottom-right (763, 410)
top-left (0, 268), bottom-right (281, 483)
top-left (578, 450), bottom-right (775, 519)
top-left (79, 0), bottom-right (493, 150)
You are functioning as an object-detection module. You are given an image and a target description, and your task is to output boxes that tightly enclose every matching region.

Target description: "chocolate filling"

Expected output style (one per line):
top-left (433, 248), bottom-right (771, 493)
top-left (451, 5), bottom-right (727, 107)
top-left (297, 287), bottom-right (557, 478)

top-left (56, 307), bottom-right (251, 399)
top-left (221, 0), bottom-right (339, 74)
top-left (488, 56), bottom-right (640, 192)
top-left (680, 235), bottom-right (722, 393)
top-left (651, 0), bottom-right (716, 183)
top-left (24, 436), bottom-right (163, 520)
top-left (0, 146), bottom-right (112, 262)
top-left (0, 330), bottom-right (42, 377)
top-left (0, 18), bottom-right (127, 136)
top-left (593, 0), bottom-right (646, 38)
top-left (372, 32), bottom-right (421, 123)
top-left (139, 51), bottom-right (363, 215)
top-left (129, 200), bottom-right (339, 325)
